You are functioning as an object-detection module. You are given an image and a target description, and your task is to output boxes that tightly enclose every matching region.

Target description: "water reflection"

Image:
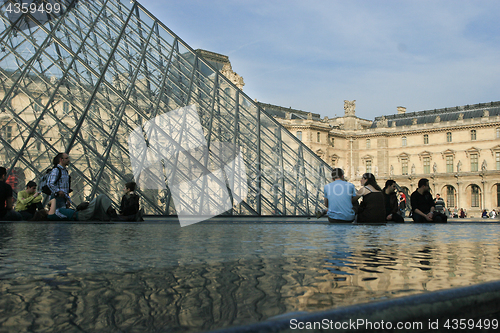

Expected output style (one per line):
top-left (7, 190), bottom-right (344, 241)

top-left (0, 223), bottom-right (500, 332)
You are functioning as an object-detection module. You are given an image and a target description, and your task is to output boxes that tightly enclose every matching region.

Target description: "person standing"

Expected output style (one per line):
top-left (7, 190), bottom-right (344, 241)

top-left (410, 178), bottom-right (446, 223)
top-left (399, 191), bottom-right (407, 217)
top-left (47, 153), bottom-right (71, 206)
top-left (354, 173), bottom-right (386, 223)
top-left (0, 167), bottom-right (22, 221)
top-left (382, 180), bottom-right (405, 223)
top-left (15, 181), bottom-right (43, 220)
top-left (323, 168), bottom-right (357, 223)
top-left (434, 193), bottom-right (445, 214)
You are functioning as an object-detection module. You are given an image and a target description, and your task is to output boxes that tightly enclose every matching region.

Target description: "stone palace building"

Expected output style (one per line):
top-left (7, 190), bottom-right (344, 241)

top-left (262, 100), bottom-right (500, 217)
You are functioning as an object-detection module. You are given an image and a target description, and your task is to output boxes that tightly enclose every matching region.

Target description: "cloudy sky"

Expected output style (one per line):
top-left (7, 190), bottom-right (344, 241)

top-left (137, 0), bottom-right (500, 120)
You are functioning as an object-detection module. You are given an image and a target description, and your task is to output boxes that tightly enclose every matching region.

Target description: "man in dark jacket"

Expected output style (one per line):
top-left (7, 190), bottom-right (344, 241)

top-left (383, 180), bottom-right (405, 223)
top-left (410, 178), bottom-right (446, 223)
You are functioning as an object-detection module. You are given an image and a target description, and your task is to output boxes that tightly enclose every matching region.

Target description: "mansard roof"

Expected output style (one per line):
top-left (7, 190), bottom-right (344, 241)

top-left (257, 102), bottom-right (322, 121)
top-left (371, 101), bottom-right (500, 128)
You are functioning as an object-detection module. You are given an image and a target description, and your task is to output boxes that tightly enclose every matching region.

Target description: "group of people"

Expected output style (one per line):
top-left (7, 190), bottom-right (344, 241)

top-left (482, 209), bottom-right (497, 218)
top-left (318, 168), bottom-right (448, 223)
top-left (0, 153), bottom-right (142, 222)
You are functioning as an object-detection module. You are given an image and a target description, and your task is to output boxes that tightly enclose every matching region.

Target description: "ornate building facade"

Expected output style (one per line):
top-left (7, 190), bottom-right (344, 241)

top-left (264, 100), bottom-right (500, 217)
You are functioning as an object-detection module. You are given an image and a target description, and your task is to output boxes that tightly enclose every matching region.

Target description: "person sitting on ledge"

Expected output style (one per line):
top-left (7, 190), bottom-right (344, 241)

top-left (15, 181), bottom-right (43, 220)
top-left (320, 168), bottom-right (357, 223)
top-left (114, 181), bottom-right (142, 221)
top-left (0, 167), bottom-right (22, 221)
top-left (353, 173), bottom-right (386, 223)
top-left (32, 197), bottom-right (78, 221)
top-left (410, 178), bottom-right (446, 223)
top-left (382, 180), bottom-right (405, 223)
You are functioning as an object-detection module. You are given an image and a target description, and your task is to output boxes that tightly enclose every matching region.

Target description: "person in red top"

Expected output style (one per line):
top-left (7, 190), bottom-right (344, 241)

top-left (0, 167), bottom-right (22, 221)
top-left (399, 191), bottom-right (406, 216)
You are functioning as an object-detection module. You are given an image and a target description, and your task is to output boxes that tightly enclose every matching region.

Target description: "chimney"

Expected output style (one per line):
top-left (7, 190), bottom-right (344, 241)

top-left (397, 106), bottom-right (406, 114)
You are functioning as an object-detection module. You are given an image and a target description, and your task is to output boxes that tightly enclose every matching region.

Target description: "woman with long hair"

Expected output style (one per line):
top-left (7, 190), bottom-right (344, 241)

top-left (382, 180), bottom-right (405, 223)
top-left (354, 173), bottom-right (386, 223)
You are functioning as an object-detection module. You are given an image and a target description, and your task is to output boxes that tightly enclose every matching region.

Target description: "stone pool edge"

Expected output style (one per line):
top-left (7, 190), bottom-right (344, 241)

top-left (207, 280), bottom-right (500, 333)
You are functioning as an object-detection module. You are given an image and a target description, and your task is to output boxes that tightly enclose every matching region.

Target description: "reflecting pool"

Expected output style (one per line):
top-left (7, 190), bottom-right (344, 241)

top-left (1, 222), bottom-right (500, 332)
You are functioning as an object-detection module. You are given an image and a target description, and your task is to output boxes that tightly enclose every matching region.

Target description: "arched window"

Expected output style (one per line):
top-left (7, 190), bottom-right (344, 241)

top-left (471, 185), bottom-right (480, 207)
top-left (446, 132), bottom-right (452, 142)
top-left (296, 131), bottom-right (302, 141)
top-left (446, 185), bottom-right (455, 208)
top-left (402, 136), bottom-right (407, 147)
top-left (366, 139), bottom-right (371, 149)
top-left (471, 130), bottom-right (477, 140)
top-left (423, 134), bottom-right (429, 144)
top-left (497, 184), bottom-right (500, 207)
top-left (331, 137), bottom-right (335, 147)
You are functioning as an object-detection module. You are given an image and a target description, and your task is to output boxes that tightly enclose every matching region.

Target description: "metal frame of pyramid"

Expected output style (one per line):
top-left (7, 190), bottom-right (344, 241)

top-left (0, 0), bottom-right (332, 216)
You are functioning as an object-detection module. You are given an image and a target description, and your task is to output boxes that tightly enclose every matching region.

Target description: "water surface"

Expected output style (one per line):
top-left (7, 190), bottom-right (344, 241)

top-left (1, 222), bottom-right (499, 332)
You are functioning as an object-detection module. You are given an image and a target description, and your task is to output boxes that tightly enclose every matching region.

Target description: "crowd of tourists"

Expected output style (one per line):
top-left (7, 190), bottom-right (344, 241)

top-left (0, 153), bottom-right (142, 222)
top-left (317, 168), bottom-right (498, 223)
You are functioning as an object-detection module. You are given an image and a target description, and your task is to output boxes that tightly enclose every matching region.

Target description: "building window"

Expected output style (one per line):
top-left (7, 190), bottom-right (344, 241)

top-left (331, 159), bottom-right (336, 168)
top-left (446, 186), bottom-right (455, 208)
top-left (366, 139), bottom-right (371, 149)
top-left (471, 185), bottom-right (480, 207)
top-left (317, 132), bottom-right (320, 143)
top-left (446, 155), bottom-right (453, 173)
top-left (402, 158), bottom-right (408, 175)
top-left (331, 137), bottom-right (334, 147)
top-left (296, 131), bottom-right (302, 141)
top-left (471, 130), bottom-right (476, 140)
top-left (402, 136), bottom-right (407, 147)
top-left (496, 152), bottom-right (500, 170)
top-left (1, 125), bottom-right (12, 141)
top-left (497, 185), bottom-right (500, 207)
top-left (446, 132), bottom-right (452, 142)
top-left (366, 160), bottom-right (372, 173)
top-left (470, 153), bottom-right (478, 172)
top-left (34, 98), bottom-right (42, 112)
top-left (63, 102), bottom-right (70, 114)
top-left (423, 134), bottom-right (429, 145)
top-left (497, 128), bottom-right (500, 139)
top-left (423, 156), bottom-right (430, 174)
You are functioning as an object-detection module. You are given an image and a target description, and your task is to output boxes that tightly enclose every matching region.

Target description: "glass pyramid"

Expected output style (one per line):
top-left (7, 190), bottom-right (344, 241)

top-left (0, 0), bottom-right (332, 217)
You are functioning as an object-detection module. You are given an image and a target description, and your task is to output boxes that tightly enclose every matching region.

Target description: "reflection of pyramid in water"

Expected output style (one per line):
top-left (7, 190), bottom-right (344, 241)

top-left (0, 0), bottom-right (331, 216)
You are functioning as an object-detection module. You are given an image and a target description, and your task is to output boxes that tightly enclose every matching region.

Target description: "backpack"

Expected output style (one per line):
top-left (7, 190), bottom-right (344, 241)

top-left (39, 167), bottom-right (62, 195)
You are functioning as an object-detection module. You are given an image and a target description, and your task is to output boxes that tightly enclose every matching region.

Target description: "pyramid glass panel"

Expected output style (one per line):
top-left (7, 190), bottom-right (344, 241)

top-left (0, 0), bottom-right (332, 216)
